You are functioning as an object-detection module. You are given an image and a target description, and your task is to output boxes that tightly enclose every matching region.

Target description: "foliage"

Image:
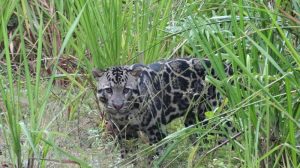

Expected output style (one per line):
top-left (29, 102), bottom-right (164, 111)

top-left (0, 0), bottom-right (299, 167)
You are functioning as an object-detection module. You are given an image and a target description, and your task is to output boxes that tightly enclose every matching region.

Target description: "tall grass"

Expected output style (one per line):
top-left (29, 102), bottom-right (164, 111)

top-left (0, 0), bottom-right (299, 167)
top-left (0, 0), bottom-right (89, 167)
top-left (162, 0), bottom-right (300, 167)
top-left (74, 0), bottom-right (177, 68)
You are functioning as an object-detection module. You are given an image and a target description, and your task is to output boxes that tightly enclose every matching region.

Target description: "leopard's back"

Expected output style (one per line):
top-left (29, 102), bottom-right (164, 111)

top-left (152, 58), bottom-right (221, 125)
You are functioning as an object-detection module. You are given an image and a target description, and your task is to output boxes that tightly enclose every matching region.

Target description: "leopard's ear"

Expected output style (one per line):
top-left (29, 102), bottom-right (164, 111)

top-left (92, 68), bottom-right (105, 78)
top-left (130, 64), bottom-right (145, 77)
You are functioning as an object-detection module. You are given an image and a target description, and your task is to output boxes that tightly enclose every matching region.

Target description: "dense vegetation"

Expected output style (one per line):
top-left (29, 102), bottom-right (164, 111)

top-left (0, 0), bottom-right (299, 167)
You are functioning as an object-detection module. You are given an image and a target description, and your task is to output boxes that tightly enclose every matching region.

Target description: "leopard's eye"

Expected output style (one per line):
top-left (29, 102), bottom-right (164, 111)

top-left (123, 88), bottom-right (130, 94)
top-left (105, 88), bottom-right (113, 94)
top-left (97, 89), bottom-right (102, 93)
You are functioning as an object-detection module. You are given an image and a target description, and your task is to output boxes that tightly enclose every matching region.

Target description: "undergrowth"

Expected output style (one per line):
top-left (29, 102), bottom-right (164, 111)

top-left (0, 0), bottom-right (299, 167)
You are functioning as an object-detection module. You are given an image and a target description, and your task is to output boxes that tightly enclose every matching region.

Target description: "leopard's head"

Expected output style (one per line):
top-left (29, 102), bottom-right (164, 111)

top-left (93, 65), bottom-right (145, 116)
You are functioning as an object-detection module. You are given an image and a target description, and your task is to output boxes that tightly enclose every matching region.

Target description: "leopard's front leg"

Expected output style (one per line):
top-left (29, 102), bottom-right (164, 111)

top-left (144, 124), bottom-right (167, 164)
top-left (115, 125), bottom-right (139, 159)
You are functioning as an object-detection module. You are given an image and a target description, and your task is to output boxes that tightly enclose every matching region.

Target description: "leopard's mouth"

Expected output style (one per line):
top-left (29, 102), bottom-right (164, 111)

top-left (106, 106), bottom-right (129, 115)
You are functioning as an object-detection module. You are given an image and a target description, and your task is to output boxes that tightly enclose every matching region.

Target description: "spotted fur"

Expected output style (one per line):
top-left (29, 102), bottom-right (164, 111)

top-left (93, 58), bottom-right (232, 159)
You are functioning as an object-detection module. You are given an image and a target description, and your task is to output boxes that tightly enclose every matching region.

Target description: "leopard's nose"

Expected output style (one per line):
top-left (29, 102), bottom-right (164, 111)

top-left (112, 102), bottom-right (124, 110)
